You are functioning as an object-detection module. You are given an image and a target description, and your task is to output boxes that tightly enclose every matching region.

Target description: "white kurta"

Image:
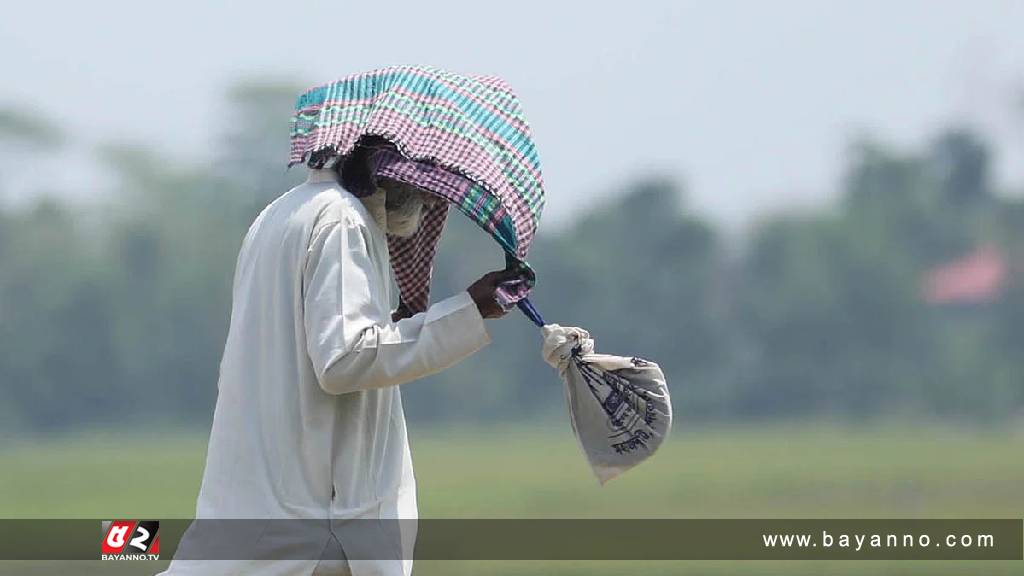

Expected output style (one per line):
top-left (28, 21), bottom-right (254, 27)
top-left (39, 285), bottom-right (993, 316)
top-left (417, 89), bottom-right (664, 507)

top-left (160, 170), bottom-right (491, 576)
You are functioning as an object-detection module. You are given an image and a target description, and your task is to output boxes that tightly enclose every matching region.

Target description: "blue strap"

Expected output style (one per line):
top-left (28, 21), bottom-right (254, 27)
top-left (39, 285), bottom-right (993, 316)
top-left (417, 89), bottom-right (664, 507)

top-left (517, 297), bottom-right (545, 327)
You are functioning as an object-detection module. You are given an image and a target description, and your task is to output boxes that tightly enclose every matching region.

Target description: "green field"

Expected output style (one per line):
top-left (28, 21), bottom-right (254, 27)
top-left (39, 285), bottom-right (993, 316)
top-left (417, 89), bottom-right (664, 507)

top-left (1, 423), bottom-right (1022, 574)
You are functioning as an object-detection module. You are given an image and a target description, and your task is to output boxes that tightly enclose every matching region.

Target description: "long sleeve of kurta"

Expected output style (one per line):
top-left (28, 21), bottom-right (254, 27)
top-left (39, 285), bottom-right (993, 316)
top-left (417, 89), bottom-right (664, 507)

top-left (303, 213), bottom-right (491, 395)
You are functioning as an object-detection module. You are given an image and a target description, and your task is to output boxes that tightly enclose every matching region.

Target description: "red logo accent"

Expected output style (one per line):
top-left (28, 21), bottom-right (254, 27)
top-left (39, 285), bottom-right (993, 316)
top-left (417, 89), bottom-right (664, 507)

top-left (101, 520), bottom-right (160, 559)
top-left (102, 521), bottom-right (136, 554)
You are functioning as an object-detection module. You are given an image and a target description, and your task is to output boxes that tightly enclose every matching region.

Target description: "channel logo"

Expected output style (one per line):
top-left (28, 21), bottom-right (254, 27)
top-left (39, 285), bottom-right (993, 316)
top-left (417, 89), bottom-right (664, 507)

top-left (101, 520), bottom-right (160, 560)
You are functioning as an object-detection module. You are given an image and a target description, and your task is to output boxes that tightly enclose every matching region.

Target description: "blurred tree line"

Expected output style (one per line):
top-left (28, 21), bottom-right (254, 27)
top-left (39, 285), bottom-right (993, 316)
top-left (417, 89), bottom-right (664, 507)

top-left (0, 83), bottom-right (1022, 434)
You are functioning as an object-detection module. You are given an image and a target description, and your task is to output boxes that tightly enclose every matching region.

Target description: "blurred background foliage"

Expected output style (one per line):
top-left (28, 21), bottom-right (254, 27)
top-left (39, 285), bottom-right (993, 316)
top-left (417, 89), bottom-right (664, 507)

top-left (0, 81), bottom-right (1022, 435)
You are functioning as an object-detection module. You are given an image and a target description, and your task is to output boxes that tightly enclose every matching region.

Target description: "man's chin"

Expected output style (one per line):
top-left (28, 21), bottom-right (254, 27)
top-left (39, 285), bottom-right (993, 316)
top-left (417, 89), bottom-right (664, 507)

top-left (386, 222), bottom-right (422, 238)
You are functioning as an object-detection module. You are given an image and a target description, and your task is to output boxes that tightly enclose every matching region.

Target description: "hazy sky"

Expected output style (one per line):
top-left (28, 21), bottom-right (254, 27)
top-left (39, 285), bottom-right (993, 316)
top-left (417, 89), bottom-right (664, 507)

top-left (2, 0), bottom-right (1022, 227)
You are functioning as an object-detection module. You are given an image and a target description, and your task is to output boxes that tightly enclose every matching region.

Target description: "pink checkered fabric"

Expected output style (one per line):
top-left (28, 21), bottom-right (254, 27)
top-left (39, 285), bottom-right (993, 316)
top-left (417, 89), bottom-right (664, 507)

top-left (370, 150), bottom-right (470, 313)
top-left (291, 67), bottom-right (546, 314)
top-left (372, 151), bottom-right (534, 314)
top-left (385, 201), bottom-right (449, 314)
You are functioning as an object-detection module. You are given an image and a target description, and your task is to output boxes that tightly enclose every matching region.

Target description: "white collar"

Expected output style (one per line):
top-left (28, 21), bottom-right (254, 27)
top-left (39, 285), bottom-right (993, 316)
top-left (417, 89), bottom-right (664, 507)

top-left (307, 168), bottom-right (338, 184)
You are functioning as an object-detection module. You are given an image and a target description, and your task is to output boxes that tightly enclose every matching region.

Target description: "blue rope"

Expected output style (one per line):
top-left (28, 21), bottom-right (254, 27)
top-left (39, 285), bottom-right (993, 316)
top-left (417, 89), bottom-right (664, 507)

top-left (517, 297), bottom-right (545, 327)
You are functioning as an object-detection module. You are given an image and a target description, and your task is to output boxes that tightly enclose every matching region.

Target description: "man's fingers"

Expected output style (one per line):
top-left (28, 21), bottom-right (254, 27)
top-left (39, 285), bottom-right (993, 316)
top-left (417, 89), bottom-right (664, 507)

top-left (481, 269), bottom-right (522, 286)
top-left (483, 270), bottom-right (507, 284)
top-left (497, 270), bottom-right (523, 283)
top-left (468, 268), bottom-right (522, 319)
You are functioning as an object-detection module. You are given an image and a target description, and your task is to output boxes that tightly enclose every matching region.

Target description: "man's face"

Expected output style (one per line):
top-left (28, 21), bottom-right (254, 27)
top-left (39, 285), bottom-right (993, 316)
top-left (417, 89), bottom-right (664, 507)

top-left (379, 178), bottom-right (436, 238)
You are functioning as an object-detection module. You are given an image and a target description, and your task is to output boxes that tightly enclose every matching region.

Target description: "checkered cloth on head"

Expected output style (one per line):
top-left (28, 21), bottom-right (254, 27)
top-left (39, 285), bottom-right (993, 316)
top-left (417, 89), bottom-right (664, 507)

top-left (289, 66), bottom-right (545, 314)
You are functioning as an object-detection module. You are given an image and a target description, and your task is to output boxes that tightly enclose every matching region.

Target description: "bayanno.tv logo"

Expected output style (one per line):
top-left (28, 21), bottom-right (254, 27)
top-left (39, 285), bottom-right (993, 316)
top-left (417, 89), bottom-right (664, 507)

top-left (101, 520), bottom-right (160, 560)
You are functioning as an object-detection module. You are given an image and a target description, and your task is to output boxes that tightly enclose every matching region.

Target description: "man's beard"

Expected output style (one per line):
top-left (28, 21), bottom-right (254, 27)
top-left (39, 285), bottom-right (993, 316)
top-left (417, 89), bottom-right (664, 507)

top-left (385, 190), bottom-right (425, 238)
top-left (361, 186), bottom-right (426, 238)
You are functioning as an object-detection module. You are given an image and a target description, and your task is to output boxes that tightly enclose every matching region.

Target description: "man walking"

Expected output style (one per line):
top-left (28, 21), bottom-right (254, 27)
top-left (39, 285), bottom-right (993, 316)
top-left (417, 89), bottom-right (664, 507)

top-left (160, 149), bottom-right (510, 576)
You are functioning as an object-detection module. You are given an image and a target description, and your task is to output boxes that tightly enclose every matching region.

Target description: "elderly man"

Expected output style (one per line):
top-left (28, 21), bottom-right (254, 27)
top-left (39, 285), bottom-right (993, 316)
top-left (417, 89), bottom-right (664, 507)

top-left (160, 146), bottom-right (511, 576)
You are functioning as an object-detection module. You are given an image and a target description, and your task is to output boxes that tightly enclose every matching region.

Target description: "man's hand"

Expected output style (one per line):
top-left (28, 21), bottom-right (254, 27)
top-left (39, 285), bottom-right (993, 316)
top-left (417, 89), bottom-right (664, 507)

top-left (468, 270), bottom-right (517, 319)
top-left (391, 301), bottom-right (413, 322)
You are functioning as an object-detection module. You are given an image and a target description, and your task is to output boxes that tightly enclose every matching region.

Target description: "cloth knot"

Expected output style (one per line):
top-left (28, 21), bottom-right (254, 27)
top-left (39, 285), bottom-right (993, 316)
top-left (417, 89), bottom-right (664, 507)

top-left (541, 324), bottom-right (594, 374)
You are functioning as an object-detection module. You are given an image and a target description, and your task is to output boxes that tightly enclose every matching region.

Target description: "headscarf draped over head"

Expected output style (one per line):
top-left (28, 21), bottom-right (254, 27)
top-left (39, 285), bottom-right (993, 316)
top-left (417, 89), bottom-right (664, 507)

top-left (289, 66), bottom-right (545, 314)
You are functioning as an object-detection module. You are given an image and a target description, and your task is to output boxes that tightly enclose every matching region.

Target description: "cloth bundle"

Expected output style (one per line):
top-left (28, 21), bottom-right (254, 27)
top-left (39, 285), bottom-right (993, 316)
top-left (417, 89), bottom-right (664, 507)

top-left (541, 324), bottom-right (672, 484)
